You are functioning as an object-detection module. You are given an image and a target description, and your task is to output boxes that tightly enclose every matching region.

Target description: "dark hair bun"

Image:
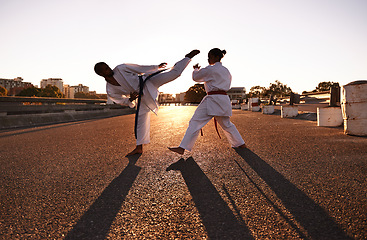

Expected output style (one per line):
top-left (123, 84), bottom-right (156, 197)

top-left (209, 48), bottom-right (226, 59)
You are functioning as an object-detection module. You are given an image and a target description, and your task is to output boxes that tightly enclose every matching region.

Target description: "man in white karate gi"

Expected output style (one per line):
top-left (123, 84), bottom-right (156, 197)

top-left (94, 50), bottom-right (200, 156)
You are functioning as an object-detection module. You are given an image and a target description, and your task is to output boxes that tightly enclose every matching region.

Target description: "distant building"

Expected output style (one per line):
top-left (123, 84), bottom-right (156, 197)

top-left (175, 92), bottom-right (186, 103)
top-left (227, 87), bottom-right (246, 101)
top-left (40, 78), bottom-right (64, 92)
top-left (71, 84), bottom-right (89, 94)
top-left (63, 84), bottom-right (75, 98)
top-left (0, 77), bottom-right (33, 96)
top-left (63, 84), bottom-right (90, 98)
top-left (158, 92), bottom-right (174, 103)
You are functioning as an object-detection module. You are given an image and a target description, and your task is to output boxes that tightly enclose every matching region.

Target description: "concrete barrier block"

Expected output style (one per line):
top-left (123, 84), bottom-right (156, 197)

top-left (241, 104), bottom-right (248, 111)
top-left (344, 119), bottom-right (367, 136)
top-left (317, 107), bottom-right (343, 127)
top-left (262, 105), bottom-right (274, 115)
top-left (341, 82), bottom-right (367, 103)
top-left (341, 81), bottom-right (367, 136)
top-left (281, 105), bottom-right (298, 118)
top-left (341, 102), bottom-right (367, 120)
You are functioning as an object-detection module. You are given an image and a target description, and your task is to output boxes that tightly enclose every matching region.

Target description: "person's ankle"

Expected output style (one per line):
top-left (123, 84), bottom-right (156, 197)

top-left (168, 147), bottom-right (185, 155)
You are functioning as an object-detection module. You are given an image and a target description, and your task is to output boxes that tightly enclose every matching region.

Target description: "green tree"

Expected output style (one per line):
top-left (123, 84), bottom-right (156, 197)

top-left (184, 84), bottom-right (206, 103)
top-left (267, 80), bottom-right (292, 97)
top-left (0, 86), bottom-right (8, 96)
top-left (17, 86), bottom-right (41, 97)
top-left (314, 81), bottom-right (339, 92)
top-left (248, 86), bottom-right (266, 97)
top-left (249, 80), bottom-right (293, 98)
top-left (37, 85), bottom-right (64, 98)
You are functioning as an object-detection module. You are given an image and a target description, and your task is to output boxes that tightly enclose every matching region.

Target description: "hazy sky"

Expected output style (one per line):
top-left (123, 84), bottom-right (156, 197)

top-left (1, 0), bottom-right (366, 95)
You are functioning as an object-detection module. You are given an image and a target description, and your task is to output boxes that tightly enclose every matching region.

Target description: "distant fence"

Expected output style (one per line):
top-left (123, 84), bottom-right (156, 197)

top-left (0, 96), bottom-right (122, 116)
top-left (300, 91), bottom-right (331, 103)
top-left (0, 96), bottom-right (135, 129)
top-left (260, 91), bottom-right (334, 105)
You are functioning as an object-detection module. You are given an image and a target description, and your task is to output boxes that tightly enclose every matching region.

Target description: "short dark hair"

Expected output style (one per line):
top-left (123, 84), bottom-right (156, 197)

top-left (94, 62), bottom-right (107, 75)
top-left (208, 48), bottom-right (227, 60)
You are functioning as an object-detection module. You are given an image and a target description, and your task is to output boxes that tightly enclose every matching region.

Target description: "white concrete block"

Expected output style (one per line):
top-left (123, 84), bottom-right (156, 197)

top-left (281, 105), bottom-right (298, 118)
top-left (317, 107), bottom-right (343, 127)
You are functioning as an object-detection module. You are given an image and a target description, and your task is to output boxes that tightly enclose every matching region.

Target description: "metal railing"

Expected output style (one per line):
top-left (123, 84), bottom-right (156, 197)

top-left (0, 96), bottom-right (125, 116)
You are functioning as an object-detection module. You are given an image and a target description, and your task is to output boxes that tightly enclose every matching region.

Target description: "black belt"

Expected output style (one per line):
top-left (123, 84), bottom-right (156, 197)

top-left (134, 69), bottom-right (167, 139)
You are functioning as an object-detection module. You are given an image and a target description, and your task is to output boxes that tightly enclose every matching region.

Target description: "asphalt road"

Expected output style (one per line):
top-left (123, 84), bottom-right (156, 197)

top-left (1, 106), bottom-right (366, 239)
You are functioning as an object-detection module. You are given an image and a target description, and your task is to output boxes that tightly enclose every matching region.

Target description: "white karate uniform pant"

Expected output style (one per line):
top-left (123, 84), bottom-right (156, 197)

top-left (179, 105), bottom-right (245, 151)
top-left (136, 57), bottom-right (190, 145)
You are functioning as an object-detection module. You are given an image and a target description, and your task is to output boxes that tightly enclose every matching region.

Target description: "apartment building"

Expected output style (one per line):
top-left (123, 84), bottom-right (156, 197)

top-left (0, 77), bottom-right (33, 95)
top-left (227, 87), bottom-right (246, 101)
top-left (40, 78), bottom-right (64, 92)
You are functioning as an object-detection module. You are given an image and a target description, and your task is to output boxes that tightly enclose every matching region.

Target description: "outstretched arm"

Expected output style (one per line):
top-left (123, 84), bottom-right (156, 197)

top-left (192, 65), bottom-right (210, 82)
top-left (159, 62), bottom-right (167, 69)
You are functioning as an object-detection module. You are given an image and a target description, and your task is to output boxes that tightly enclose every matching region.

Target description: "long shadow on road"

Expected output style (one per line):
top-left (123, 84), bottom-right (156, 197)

top-left (235, 148), bottom-right (351, 239)
top-left (167, 157), bottom-right (254, 240)
top-left (65, 155), bottom-right (141, 240)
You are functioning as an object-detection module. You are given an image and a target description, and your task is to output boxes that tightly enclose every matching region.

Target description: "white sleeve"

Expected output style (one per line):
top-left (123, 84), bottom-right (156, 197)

top-left (109, 94), bottom-right (135, 108)
top-left (124, 64), bottom-right (159, 75)
top-left (107, 85), bottom-right (136, 108)
top-left (192, 67), bottom-right (210, 82)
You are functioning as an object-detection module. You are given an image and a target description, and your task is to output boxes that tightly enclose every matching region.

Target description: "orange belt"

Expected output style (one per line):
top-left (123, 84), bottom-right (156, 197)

top-left (200, 118), bottom-right (221, 139)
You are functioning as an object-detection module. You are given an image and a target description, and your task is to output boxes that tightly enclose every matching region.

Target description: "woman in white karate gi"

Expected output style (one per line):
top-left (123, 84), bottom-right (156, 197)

top-left (169, 48), bottom-right (246, 155)
top-left (94, 50), bottom-right (200, 156)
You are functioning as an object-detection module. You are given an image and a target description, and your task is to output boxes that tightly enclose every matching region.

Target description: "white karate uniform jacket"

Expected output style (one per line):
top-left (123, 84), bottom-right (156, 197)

top-left (193, 62), bottom-right (232, 116)
top-left (179, 62), bottom-right (245, 151)
top-left (106, 57), bottom-right (191, 145)
top-left (106, 63), bottom-right (161, 114)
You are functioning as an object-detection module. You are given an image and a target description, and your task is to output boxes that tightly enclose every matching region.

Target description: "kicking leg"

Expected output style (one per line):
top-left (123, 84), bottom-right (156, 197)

top-left (150, 50), bottom-right (200, 88)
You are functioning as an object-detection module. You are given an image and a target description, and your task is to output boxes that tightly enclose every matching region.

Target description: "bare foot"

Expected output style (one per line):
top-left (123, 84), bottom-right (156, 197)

top-left (126, 145), bottom-right (143, 156)
top-left (237, 143), bottom-right (247, 148)
top-left (168, 147), bottom-right (185, 155)
top-left (185, 50), bottom-right (200, 59)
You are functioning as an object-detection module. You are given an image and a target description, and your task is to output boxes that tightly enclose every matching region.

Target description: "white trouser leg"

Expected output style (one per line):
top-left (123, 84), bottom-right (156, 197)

top-left (150, 57), bottom-right (191, 88)
top-left (215, 116), bottom-right (245, 147)
top-left (179, 103), bottom-right (212, 151)
top-left (136, 104), bottom-right (151, 145)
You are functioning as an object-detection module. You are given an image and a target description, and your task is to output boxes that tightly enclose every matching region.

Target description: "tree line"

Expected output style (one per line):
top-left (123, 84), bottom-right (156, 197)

top-left (183, 81), bottom-right (340, 103)
top-left (0, 85), bottom-right (105, 99)
top-left (17, 85), bottom-right (64, 98)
